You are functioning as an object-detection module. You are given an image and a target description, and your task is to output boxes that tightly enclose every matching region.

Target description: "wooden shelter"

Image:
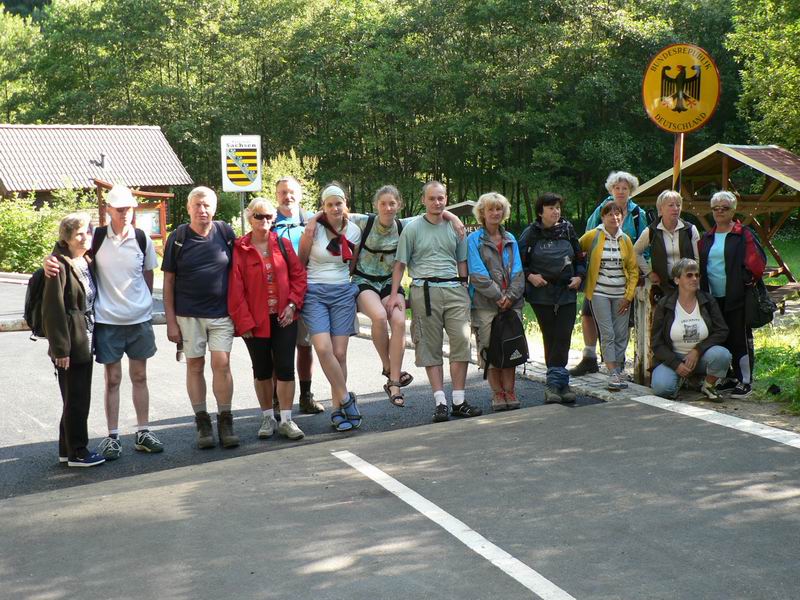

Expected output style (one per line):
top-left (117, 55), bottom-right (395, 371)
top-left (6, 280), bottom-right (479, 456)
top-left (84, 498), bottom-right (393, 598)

top-left (633, 143), bottom-right (800, 282)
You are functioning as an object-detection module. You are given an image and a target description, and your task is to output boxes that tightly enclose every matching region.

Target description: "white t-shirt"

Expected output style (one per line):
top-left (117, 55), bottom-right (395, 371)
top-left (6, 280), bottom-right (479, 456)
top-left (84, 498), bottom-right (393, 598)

top-left (94, 225), bottom-right (158, 325)
top-left (306, 220), bottom-right (361, 284)
top-left (671, 299), bottom-right (708, 355)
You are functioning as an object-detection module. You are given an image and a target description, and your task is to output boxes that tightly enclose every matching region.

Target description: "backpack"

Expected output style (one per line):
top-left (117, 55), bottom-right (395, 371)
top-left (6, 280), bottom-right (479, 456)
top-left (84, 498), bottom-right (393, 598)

top-left (91, 226), bottom-right (147, 268)
top-left (172, 221), bottom-right (236, 262)
top-left (745, 278), bottom-right (777, 329)
top-left (351, 213), bottom-right (403, 274)
top-left (481, 310), bottom-right (529, 378)
top-left (24, 268), bottom-right (47, 340)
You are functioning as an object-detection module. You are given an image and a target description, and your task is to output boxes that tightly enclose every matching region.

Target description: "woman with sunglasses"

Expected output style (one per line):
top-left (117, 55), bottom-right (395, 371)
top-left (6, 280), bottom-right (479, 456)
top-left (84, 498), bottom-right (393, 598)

top-left (298, 183), bottom-right (363, 431)
top-left (651, 258), bottom-right (731, 401)
top-left (228, 198), bottom-right (308, 440)
top-left (698, 191), bottom-right (767, 398)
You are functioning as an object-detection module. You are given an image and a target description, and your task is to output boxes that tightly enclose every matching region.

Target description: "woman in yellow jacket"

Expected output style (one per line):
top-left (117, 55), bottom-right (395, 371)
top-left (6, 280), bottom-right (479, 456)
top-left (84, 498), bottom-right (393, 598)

top-left (579, 203), bottom-right (639, 390)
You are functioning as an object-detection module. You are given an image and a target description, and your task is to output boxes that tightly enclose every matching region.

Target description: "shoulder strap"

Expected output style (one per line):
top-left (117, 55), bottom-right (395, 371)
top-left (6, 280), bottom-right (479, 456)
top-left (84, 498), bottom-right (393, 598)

top-left (396, 217), bottom-right (403, 235)
top-left (173, 223), bottom-right (189, 262)
top-left (350, 213), bottom-right (376, 275)
top-left (91, 226), bottom-right (108, 257)
top-left (632, 205), bottom-right (641, 234)
top-left (134, 228), bottom-right (147, 269)
top-left (276, 236), bottom-right (290, 263)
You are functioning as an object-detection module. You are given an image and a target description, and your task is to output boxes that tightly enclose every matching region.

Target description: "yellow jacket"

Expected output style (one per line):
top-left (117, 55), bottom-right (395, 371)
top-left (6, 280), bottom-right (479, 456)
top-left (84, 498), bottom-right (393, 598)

top-left (579, 227), bottom-right (639, 301)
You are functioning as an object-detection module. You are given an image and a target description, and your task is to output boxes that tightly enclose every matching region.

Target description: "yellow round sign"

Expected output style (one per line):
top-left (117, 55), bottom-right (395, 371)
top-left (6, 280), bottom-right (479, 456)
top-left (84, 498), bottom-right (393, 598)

top-left (642, 43), bottom-right (721, 134)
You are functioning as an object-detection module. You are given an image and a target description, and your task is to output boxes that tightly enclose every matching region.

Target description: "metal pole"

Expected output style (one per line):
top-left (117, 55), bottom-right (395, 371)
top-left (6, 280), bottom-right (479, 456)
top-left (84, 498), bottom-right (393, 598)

top-left (239, 192), bottom-right (247, 234)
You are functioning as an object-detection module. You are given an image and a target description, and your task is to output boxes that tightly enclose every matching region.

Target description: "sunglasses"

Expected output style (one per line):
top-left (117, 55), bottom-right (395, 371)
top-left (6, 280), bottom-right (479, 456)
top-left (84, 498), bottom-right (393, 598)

top-left (711, 206), bottom-right (732, 213)
top-left (253, 213), bottom-right (276, 221)
top-left (683, 272), bottom-right (700, 279)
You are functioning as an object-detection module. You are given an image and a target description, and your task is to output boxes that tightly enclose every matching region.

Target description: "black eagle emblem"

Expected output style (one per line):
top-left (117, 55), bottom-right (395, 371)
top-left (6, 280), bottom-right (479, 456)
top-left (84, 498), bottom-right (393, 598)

top-left (660, 65), bottom-right (701, 113)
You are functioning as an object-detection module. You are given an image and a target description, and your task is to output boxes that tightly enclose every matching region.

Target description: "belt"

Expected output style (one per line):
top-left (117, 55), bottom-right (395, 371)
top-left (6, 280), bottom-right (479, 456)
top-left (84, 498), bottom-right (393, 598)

top-left (353, 269), bottom-right (391, 284)
top-left (418, 277), bottom-right (467, 316)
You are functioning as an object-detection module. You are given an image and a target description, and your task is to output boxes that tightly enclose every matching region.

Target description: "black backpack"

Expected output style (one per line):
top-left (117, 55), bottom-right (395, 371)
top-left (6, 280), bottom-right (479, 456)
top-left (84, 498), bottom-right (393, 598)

top-left (481, 310), bottom-right (529, 378)
top-left (24, 268), bottom-right (47, 340)
top-left (91, 226), bottom-right (148, 267)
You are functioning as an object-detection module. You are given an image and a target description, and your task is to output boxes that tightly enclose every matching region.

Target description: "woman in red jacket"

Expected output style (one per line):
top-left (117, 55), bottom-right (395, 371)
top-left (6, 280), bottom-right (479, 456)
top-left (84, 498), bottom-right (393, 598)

top-left (228, 198), bottom-right (308, 440)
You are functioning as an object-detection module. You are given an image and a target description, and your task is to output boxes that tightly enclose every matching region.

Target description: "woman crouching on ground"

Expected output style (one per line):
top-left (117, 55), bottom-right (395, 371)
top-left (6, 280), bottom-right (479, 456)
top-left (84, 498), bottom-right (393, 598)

top-left (42, 212), bottom-right (104, 467)
top-left (228, 198), bottom-right (308, 441)
top-left (467, 192), bottom-right (525, 411)
top-left (299, 183), bottom-right (362, 431)
top-left (651, 258), bottom-right (731, 400)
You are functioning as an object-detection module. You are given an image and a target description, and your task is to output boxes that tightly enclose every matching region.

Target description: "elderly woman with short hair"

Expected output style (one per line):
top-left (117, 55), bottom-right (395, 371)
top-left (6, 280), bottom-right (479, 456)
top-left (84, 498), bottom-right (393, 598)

top-left (467, 192), bottom-right (525, 411)
top-left (651, 258), bottom-right (731, 401)
top-left (571, 170), bottom-right (649, 377)
top-left (42, 213), bottom-right (105, 467)
top-left (698, 191), bottom-right (766, 398)
top-left (633, 189), bottom-right (700, 299)
top-left (228, 198), bottom-right (308, 441)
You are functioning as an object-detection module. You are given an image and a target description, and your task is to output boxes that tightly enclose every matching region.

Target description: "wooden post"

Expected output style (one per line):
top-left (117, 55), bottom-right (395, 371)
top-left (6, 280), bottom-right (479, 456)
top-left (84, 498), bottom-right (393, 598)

top-left (633, 280), bottom-right (653, 385)
top-left (672, 133), bottom-right (684, 192)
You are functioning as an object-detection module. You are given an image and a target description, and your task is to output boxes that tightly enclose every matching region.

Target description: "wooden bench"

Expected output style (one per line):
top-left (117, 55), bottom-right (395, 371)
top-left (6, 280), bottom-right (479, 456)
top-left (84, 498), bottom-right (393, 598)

top-left (766, 282), bottom-right (800, 314)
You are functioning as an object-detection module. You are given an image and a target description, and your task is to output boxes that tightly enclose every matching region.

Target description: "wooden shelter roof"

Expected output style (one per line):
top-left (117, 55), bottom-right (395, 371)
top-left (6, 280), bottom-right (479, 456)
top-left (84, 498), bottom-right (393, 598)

top-left (0, 124), bottom-right (193, 195)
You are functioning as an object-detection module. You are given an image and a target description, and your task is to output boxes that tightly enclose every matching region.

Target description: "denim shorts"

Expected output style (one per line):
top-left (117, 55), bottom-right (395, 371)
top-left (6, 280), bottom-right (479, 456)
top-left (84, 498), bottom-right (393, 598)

top-left (94, 321), bottom-right (157, 364)
top-left (301, 282), bottom-right (359, 337)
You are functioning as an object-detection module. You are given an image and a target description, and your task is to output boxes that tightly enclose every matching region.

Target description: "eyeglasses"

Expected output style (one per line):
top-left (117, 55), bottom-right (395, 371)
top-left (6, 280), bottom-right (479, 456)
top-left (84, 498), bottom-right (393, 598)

top-left (711, 206), bottom-right (732, 213)
top-left (113, 207), bottom-right (132, 213)
top-left (253, 213), bottom-right (276, 221)
top-left (683, 272), bottom-right (700, 279)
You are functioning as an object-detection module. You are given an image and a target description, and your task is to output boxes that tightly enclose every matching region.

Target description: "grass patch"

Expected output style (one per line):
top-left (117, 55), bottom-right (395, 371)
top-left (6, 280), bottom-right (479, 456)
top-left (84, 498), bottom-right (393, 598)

top-left (752, 326), bottom-right (800, 414)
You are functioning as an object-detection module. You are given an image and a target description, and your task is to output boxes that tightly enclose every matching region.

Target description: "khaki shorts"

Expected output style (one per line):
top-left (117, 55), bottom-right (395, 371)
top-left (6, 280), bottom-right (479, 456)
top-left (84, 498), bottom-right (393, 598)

top-left (177, 316), bottom-right (234, 358)
top-left (409, 285), bottom-right (471, 367)
top-left (472, 308), bottom-right (523, 369)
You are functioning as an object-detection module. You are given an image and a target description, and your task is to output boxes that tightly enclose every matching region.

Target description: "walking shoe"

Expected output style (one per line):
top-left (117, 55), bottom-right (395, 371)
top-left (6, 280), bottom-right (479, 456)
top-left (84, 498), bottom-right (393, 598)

top-left (716, 379), bottom-right (738, 393)
top-left (96, 436), bottom-right (122, 460)
top-left (299, 391), bottom-right (324, 414)
top-left (432, 404), bottom-right (450, 423)
top-left (505, 391), bottom-right (521, 410)
top-left (607, 371), bottom-right (623, 391)
top-left (700, 380), bottom-right (723, 403)
top-left (277, 419), bottom-right (305, 440)
top-left (68, 452), bottom-right (105, 468)
top-left (195, 411), bottom-right (215, 449)
top-left (134, 430), bottom-right (164, 453)
top-left (615, 369), bottom-right (629, 389)
top-left (730, 383), bottom-right (752, 398)
top-left (569, 356), bottom-right (599, 377)
top-left (543, 385), bottom-right (562, 404)
top-left (258, 414), bottom-right (277, 439)
top-left (559, 386), bottom-right (577, 404)
top-left (59, 455), bottom-right (68, 464)
top-left (451, 400), bottom-right (482, 418)
top-left (217, 411), bottom-right (240, 448)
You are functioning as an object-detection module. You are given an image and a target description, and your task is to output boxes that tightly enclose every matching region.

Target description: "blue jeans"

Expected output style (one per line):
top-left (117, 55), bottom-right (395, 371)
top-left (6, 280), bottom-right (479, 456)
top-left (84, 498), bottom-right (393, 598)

top-left (651, 345), bottom-right (732, 399)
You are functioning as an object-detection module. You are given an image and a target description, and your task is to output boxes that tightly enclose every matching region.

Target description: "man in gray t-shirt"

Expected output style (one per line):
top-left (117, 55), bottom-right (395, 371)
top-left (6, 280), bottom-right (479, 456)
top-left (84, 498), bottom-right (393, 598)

top-left (389, 181), bottom-right (482, 423)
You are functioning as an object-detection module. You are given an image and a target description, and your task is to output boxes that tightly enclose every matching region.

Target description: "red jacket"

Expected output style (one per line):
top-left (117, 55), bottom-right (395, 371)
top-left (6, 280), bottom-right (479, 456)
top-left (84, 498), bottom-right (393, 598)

top-left (228, 231), bottom-right (307, 337)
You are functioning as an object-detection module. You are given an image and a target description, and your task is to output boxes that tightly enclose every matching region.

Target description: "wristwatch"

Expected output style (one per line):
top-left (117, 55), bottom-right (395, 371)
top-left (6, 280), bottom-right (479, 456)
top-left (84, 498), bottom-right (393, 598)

top-left (288, 302), bottom-right (296, 310)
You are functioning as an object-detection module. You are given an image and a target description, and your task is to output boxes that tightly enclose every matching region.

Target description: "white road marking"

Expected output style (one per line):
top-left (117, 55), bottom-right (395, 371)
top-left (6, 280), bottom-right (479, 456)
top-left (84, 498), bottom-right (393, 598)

top-left (631, 395), bottom-right (800, 449)
top-left (332, 450), bottom-right (576, 600)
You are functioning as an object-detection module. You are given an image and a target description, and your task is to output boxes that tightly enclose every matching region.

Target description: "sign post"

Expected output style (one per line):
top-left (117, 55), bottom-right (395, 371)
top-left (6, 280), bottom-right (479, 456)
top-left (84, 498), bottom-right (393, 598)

top-left (221, 135), bottom-right (262, 232)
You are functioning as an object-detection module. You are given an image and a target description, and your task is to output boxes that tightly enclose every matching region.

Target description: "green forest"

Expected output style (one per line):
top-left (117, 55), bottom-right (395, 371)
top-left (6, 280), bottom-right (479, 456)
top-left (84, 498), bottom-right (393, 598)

top-left (1, 0), bottom-right (798, 223)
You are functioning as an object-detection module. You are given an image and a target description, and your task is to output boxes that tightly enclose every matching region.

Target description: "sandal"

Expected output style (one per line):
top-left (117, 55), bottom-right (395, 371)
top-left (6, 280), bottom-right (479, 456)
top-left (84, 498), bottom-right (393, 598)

top-left (330, 410), bottom-right (353, 432)
top-left (340, 392), bottom-right (362, 429)
top-left (383, 380), bottom-right (405, 408)
top-left (382, 369), bottom-right (413, 387)
top-left (505, 391), bottom-right (521, 410)
top-left (491, 391), bottom-right (508, 412)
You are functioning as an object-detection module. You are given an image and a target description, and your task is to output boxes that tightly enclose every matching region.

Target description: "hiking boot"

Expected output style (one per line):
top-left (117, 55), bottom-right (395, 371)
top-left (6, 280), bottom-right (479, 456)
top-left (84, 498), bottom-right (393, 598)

top-left (299, 391), bottom-right (324, 414)
top-left (615, 369), bottom-right (629, 389)
top-left (543, 386), bottom-right (562, 404)
top-left (96, 436), bottom-right (122, 460)
top-left (607, 371), bottom-right (623, 391)
top-left (134, 430), bottom-right (164, 453)
top-left (569, 357), bottom-right (599, 377)
top-left (195, 411), bottom-right (215, 449)
top-left (432, 404), bottom-right (450, 423)
top-left (700, 380), bottom-right (723, 403)
top-left (716, 379), bottom-right (737, 393)
top-left (217, 411), bottom-right (240, 448)
top-left (559, 386), bottom-right (577, 404)
top-left (277, 420), bottom-right (305, 440)
top-left (451, 400), bottom-right (482, 418)
top-left (258, 414), bottom-right (277, 439)
top-left (730, 383), bottom-right (752, 398)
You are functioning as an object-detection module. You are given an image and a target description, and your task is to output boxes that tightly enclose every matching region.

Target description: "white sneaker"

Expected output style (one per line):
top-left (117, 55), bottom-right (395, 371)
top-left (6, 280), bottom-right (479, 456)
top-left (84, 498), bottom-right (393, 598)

top-left (277, 419), bottom-right (305, 440)
top-left (258, 415), bottom-right (277, 439)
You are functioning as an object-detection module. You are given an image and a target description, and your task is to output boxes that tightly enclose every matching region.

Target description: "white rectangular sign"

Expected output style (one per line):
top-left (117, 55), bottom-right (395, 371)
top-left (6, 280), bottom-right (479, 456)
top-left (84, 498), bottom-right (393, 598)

top-left (220, 135), bottom-right (262, 192)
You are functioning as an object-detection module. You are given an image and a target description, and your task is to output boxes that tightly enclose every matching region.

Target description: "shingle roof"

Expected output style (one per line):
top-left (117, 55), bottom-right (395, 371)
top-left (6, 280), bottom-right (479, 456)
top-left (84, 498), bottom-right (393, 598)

top-left (0, 124), bottom-right (193, 194)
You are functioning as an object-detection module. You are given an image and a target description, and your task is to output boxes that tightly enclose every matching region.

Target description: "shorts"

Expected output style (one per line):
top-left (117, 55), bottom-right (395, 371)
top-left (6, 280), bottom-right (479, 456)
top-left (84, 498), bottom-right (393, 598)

top-left (177, 316), bottom-right (234, 358)
top-left (94, 321), bottom-right (157, 364)
top-left (301, 282), bottom-right (359, 337)
top-left (356, 283), bottom-right (404, 299)
top-left (471, 309), bottom-right (495, 369)
top-left (409, 285), bottom-right (471, 367)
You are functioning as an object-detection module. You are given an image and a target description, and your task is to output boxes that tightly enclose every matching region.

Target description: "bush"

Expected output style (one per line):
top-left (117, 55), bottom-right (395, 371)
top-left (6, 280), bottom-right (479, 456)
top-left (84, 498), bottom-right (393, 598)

top-left (260, 149), bottom-right (320, 213)
top-left (0, 192), bottom-right (94, 273)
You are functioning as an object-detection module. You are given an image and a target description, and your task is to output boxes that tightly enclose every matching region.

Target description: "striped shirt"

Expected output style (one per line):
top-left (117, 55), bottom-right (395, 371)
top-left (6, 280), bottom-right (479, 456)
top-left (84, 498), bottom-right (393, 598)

top-left (594, 229), bottom-right (627, 298)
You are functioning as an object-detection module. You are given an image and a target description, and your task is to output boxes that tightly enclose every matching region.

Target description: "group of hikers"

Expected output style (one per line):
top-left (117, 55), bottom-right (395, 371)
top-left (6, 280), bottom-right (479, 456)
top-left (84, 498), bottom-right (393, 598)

top-left (41, 171), bottom-right (767, 467)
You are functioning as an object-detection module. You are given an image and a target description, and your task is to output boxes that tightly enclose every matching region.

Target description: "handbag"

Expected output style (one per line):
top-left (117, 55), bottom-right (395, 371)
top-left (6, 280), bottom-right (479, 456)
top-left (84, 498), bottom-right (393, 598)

top-left (745, 279), bottom-right (777, 328)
